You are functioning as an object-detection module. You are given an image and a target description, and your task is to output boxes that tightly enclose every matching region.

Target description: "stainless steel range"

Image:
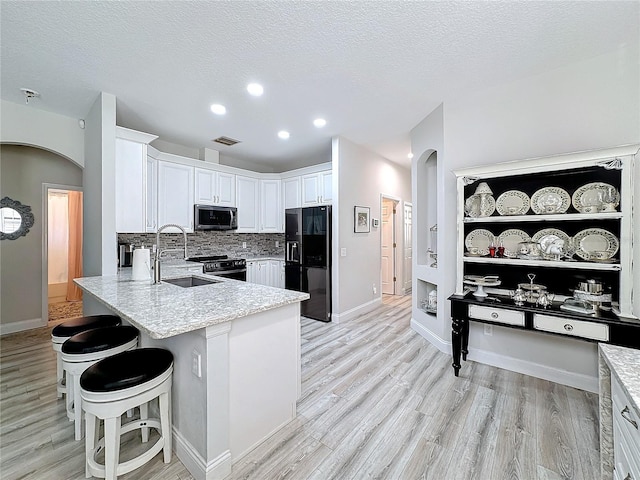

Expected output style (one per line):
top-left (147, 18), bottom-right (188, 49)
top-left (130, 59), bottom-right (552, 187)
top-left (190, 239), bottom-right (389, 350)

top-left (188, 255), bottom-right (247, 281)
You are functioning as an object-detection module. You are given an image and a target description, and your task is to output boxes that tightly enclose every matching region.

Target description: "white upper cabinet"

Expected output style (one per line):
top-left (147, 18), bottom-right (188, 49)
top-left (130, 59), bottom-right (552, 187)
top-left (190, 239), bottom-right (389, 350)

top-left (236, 175), bottom-right (259, 232)
top-left (146, 156), bottom-right (157, 232)
top-left (194, 168), bottom-right (236, 207)
top-left (302, 170), bottom-right (332, 206)
top-left (157, 161), bottom-right (194, 232)
top-left (260, 179), bottom-right (283, 232)
top-left (282, 177), bottom-right (301, 209)
top-left (115, 127), bottom-right (157, 233)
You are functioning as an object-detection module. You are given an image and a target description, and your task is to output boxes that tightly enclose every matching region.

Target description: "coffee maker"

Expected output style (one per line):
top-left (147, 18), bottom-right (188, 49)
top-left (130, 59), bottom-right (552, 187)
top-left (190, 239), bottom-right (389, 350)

top-left (118, 244), bottom-right (134, 267)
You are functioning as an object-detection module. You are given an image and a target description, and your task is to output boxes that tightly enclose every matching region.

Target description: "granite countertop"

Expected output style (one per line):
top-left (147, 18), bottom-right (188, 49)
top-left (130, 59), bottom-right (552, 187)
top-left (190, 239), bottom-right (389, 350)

top-left (75, 266), bottom-right (308, 340)
top-left (599, 343), bottom-right (640, 416)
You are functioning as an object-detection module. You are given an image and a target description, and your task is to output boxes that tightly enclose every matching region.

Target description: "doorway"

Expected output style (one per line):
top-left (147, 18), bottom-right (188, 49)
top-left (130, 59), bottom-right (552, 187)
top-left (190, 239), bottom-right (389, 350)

top-left (42, 184), bottom-right (83, 324)
top-left (381, 196), bottom-right (399, 295)
top-left (403, 202), bottom-right (412, 294)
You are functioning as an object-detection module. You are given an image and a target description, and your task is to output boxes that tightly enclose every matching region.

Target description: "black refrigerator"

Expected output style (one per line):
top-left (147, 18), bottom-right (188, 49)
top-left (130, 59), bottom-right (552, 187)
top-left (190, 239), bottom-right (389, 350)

top-left (285, 206), bottom-right (331, 322)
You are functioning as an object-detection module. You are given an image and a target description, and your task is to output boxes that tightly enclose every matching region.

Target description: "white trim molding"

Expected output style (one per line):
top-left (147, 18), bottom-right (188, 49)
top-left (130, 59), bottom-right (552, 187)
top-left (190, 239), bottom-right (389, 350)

top-left (0, 317), bottom-right (45, 336)
top-left (331, 297), bottom-right (382, 324)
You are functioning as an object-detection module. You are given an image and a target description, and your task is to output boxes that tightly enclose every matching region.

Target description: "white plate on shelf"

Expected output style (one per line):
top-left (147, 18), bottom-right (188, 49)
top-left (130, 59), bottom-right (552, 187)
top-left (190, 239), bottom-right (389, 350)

top-left (572, 182), bottom-right (619, 213)
top-left (464, 194), bottom-right (495, 218)
top-left (573, 228), bottom-right (619, 260)
top-left (532, 228), bottom-right (574, 258)
top-left (530, 187), bottom-right (571, 214)
top-left (464, 229), bottom-right (495, 256)
top-left (495, 190), bottom-right (530, 216)
top-left (497, 229), bottom-right (530, 257)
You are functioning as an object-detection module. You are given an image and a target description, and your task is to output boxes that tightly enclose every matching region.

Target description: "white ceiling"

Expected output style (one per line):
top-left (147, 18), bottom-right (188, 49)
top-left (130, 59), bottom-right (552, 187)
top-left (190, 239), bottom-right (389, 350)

top-left (1, 1), bottom-right (637, 171)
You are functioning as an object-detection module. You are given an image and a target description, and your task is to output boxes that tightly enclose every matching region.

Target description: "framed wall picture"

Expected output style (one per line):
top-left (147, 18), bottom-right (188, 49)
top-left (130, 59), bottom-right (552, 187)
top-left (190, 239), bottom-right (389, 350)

top-left (354, 206), bottom-right (370, 233)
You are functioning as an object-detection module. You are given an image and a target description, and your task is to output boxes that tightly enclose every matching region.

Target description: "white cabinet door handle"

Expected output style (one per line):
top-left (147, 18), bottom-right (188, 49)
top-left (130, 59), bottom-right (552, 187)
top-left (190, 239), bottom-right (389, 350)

top-left (620, 405), bottom-right (638, 429)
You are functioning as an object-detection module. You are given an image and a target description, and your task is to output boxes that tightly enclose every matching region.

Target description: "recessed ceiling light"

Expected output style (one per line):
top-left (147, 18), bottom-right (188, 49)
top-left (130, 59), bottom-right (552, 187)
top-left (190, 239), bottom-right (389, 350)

top-left (247, 83), bottom-right (264, 96)
top-left (408, 153), bottom-right (414, 159)
top-left (313, 118), bottom-right (327, 128)
top-left (210, 104), bottom-right (226, 115)
top-left (278, 131), bottom-right (290, 140)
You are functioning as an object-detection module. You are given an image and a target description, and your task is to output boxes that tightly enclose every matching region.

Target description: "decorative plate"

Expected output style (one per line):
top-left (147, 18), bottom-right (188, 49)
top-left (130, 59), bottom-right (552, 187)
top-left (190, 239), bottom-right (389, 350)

top-left (497, 229), bottom-right (531, 257)
top-left (532, 228), bottom-right (575, 258)
top-left (464, 229), bottom-right (495, 256)
top-left (572, 182), bottom-right (620, 213)
top-left (573, 228), bottom-right (619, 261)
top-left (495, 190), bottom-right (530, 216)
top-left (464, 194), bottom-right (495, 218)
top-left (530, 187), bottom-right (571, 214)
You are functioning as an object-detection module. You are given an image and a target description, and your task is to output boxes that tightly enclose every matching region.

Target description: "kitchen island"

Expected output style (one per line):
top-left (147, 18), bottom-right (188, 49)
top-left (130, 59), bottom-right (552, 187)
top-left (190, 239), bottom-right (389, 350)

top-left (75, 267), bottom-right (309, 480)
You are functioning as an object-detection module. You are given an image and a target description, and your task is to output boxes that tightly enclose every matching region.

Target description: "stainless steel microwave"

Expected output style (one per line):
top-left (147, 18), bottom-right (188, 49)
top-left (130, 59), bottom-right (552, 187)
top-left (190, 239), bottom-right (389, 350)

top-left (194, 205), bottom-right (238, 231)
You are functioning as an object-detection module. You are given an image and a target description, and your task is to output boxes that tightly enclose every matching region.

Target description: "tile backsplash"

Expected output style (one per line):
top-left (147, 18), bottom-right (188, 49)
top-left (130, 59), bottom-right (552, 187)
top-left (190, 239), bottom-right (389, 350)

top-left (118, 231), bottom-right (285, 259)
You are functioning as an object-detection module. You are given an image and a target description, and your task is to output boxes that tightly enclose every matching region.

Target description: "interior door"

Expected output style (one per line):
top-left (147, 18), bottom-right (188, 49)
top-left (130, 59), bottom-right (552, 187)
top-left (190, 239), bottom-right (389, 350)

top-left (381, 198), bottom-right (395, 295)
top-left (404, 202), bottom-right (412, 293)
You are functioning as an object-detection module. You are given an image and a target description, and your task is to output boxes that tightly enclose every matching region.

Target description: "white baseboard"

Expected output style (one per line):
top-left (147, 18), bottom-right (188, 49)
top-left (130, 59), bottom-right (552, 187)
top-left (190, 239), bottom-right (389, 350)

top-left (0, 317), bottom-right (46, 336)
top-left (410, 318), bottom-right (451, 354)
top-left (332, 297), bottom-right (382, 324)
top-left (173, 427), bottom-right (231, 480)
top-left (466, 349), bottom-right (599, 393)
top-left (410, 317), bottom-right (598, 393)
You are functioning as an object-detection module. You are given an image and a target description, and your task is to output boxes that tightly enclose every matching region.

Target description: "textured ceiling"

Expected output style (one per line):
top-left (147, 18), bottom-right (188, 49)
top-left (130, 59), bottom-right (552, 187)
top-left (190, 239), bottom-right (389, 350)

top-left (1, 1), bottom-right (638, 171)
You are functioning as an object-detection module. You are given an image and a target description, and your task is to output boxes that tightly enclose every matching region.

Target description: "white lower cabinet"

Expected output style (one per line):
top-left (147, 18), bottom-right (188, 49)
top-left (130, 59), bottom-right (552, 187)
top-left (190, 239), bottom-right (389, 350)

top-left (268, 260), bottom-right (284, 288)
top-left (157, 161), bottom-right (194, 232)
top-left (612, 374), bottom-right (640, 480)
top-left (246, 260), bottom-right (284, 288)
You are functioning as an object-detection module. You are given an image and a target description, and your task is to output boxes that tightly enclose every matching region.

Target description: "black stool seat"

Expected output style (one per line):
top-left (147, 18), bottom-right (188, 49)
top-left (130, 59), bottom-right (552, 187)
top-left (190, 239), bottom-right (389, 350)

top-left (81, 348), bottom-right (174, 393)
top-left (62, 325), bottom-right (138, 355)
top-left (52, 315), bottom-right (121, 338)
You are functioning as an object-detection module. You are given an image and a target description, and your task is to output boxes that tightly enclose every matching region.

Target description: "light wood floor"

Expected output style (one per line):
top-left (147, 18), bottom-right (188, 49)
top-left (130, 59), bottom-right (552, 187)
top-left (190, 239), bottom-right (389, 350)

top-left (1, 295), bottom-right (599, 479)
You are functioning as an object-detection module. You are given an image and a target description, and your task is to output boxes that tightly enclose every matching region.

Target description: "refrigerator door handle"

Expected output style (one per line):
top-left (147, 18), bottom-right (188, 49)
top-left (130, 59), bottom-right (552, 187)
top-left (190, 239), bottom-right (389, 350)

top-left (286, 242), bottom-right (298, 262)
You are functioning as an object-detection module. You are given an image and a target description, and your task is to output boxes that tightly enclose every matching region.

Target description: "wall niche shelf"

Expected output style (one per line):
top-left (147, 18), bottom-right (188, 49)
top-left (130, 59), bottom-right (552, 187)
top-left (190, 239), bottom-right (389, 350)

top-left (417, 151), bottom-right (438, 267)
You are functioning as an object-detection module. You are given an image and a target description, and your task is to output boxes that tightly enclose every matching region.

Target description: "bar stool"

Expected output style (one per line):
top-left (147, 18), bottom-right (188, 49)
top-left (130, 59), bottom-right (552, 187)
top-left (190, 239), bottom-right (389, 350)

top-left (51, 315), bottom-right (121, 400)
top-left (80, 348), bottom-right (173, 480)
top-left (62, 325), bottom-right (139, 440)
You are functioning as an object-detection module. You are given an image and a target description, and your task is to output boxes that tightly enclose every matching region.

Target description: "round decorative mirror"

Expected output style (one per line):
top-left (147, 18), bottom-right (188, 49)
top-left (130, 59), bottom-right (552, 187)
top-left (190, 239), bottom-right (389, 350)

top-left (0, 197), bottom-right (35, 240)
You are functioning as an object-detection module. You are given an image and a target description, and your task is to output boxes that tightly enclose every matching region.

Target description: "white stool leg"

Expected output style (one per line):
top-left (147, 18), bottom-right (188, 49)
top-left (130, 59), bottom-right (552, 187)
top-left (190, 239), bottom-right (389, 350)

top-left (159, 392), bottom-right (171, 463)
top-left (104, 416), bottom-right (121, 480)
top-left (140, 402), bottom-right (149, 443)
top-left (85, 411), bottom-right (96, 479)
top-left (66, 371), bottom-right (75, 421)
top-left (73, 373), bottom-right (83, 441)
top-left (56, 353), bottom-right (64, 399)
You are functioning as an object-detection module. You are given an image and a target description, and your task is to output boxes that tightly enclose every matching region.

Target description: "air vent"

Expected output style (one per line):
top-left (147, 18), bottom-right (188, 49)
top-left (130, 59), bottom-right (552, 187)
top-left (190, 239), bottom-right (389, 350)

top-left (213, 136), bottom-right (241, 146)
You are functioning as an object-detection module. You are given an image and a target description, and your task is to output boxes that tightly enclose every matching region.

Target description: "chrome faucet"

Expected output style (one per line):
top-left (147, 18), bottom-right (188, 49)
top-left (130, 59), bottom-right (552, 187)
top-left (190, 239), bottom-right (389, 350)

top-left (154, 224), bottom-right (188, 284)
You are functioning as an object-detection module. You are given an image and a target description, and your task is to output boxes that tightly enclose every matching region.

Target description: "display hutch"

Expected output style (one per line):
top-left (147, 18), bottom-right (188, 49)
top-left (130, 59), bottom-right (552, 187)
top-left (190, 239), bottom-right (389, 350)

top-left (449, 145), bottom-right (640, 376)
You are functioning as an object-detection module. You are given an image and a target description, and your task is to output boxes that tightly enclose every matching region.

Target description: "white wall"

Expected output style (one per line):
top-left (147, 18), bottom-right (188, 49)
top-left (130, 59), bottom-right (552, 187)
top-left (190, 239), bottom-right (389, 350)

top-left (0, 146), bottom-right (82, 333)
top-left (82, 93), bottom-right (118, 316)
top-left (0, 100), bottom-right (85, 167)
top-left (410, 105), bottom-right (450, 342)
top-left (332, 136), bottom-right (411, 322)
top-left (410, 46), bottom-right (640, 390)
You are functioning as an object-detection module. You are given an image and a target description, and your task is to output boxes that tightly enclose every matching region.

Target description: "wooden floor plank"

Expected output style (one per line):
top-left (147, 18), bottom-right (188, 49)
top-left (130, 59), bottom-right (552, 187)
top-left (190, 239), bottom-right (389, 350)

top-left (0, 295), bottom-right (600, 480)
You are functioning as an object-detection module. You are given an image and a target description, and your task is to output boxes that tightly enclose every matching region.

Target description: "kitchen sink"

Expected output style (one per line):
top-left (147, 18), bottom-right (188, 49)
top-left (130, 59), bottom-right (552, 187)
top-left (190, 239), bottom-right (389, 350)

top-left (163, 276), bottom-right (220, 288)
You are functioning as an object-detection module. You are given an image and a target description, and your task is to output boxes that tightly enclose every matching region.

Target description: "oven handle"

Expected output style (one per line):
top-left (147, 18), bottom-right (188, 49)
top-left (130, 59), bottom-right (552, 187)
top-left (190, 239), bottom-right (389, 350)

top-left (205, 268), bottom-right (247, 275)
